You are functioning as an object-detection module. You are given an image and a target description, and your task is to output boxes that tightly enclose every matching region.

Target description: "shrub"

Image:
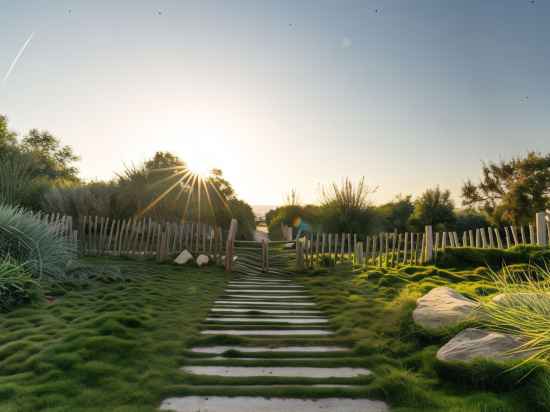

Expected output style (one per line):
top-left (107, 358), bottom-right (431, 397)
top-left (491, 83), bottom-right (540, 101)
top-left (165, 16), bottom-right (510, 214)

top-left (0, 203), bottom-right (75, 279)
top-left (480, 264), bottom-right (550, 367)
top-left (0, 259), bottom-right (41, 311)
top-left (436, 246), bottom-right (550, 269)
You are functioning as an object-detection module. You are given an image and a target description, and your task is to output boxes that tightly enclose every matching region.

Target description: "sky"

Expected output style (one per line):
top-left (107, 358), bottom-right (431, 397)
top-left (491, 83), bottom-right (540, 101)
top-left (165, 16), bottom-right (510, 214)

top-left (1, 0), bottom-right (549, 207)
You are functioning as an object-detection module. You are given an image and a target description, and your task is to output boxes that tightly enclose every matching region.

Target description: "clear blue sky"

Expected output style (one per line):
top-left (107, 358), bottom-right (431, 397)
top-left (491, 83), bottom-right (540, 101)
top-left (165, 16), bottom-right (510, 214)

top-left (1, 0), bottom-right (548, 206)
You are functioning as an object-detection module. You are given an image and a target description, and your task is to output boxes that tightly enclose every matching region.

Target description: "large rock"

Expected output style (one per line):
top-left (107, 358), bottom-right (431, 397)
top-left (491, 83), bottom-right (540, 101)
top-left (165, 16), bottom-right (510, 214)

top-left (196, 254), bottom-right (210, 267)
top-left (437, 328), bottom-right (531, 363)
top-left (413, 287), bottom-right (478, 330)
top-left (174, 250), bottom-right (193, 265)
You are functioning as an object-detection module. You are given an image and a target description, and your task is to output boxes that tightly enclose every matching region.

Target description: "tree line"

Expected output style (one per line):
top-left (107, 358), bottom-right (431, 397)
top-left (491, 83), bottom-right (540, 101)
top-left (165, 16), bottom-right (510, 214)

top-left (0, 115), bottom-right (256, 239)
top-left (266, 153), bottom-right (550, 239)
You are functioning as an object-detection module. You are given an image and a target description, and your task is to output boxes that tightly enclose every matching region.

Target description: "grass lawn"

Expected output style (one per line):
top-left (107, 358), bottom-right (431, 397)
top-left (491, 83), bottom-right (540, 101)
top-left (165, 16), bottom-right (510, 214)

top-left (297, 263), bottom-right (550, 412)
top-left (0, 257), bottom-right (230, 412)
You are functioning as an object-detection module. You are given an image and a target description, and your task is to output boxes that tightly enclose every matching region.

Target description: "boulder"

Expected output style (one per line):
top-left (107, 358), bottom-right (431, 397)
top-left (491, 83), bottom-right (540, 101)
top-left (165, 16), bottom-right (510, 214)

top-left (437, 328), bottom-right (531, 363)
top-left (413, 287), bottom-right (479, 330)
top-left (196, 254), bottom-right (210, 267)
top-left (174, 250), bottom-right (193, 265)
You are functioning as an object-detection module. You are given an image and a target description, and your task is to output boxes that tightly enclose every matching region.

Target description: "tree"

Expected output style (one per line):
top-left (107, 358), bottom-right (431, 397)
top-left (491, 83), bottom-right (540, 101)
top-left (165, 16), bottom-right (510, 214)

top-left (319, 177), bottom-right (378, 233)
top-left (409, 187), bottom-right (455, 231)
top-left (21, 129), bottom-right (80, 181)
top-left (462, 152), bottom-right (550, 225)
top-left (0, 115), bottom-right (17, 148)
top-left (375, 195), bottom-right (414, 232)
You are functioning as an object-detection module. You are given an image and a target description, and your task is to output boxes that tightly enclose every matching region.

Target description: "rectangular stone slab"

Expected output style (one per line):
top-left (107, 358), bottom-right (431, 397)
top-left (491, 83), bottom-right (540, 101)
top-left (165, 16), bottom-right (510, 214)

top-left (190, 346), bottom-right (352, 354)
top-left (215, 301), bottom-right (315, 306)
top-left (225, 289), bottom-right (305, 293)
top-left (205, 317), bottom-right (328, 324)
top-left (201, 329), bottom-right (333, 336)
top-left (210, 308), bottom-right (322, 314)
top-left (160, 397), bottom-right (388, 412)
top-left (181, 366), bottom-right (371, 378)
top-left (223, 294), bottom-right (311, 300)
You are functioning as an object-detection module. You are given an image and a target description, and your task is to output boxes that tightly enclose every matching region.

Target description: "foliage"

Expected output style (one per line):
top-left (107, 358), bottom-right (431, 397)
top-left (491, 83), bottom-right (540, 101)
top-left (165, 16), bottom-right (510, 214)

top-left (374, 195), bottom-right (415, 232)
top-left (0, 258), bottom-right (229, 412)
top-left (409, 187), bottom-right (456, 231)
top-left (0, 259), bottom-right (41, 311)
top-left (267, 204), bottom-right (322, 240)
top-left (297, 263), bottom-right (549, 411)
top-left (436, 245), bottom-right (550, 270)
top-left (319, 177), bottom-right (378, 233)
top-left (454, 208), bottom-right (489, 233)
top-left (0, 203), bottom-right (75, 279)
top-left (480, 263), bottom-right (550, 366)
top-left (0, 115), bottom-right (80, 210)
top-left (462, 152), bottom-right (550, 225)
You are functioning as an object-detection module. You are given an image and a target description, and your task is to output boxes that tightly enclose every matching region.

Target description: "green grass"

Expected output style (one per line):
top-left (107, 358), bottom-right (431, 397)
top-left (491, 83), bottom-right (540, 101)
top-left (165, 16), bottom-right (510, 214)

top-left (0, 257), bottom-right (230, 412)
top-left (296, 262), bottom-right (550, 412)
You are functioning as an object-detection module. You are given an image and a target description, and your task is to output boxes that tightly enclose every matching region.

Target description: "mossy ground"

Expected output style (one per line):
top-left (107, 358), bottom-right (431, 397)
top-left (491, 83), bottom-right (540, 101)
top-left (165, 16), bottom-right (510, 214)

top-left (0, 257), bottom-right (230, 412)
top-left (297, 261), bottom-right (550, 412)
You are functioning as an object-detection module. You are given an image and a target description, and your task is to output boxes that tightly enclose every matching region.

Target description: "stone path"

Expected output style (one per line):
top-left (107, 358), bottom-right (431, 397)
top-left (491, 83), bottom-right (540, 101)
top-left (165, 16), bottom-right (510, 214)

top-left (159, 274), bottom-right (388, 412)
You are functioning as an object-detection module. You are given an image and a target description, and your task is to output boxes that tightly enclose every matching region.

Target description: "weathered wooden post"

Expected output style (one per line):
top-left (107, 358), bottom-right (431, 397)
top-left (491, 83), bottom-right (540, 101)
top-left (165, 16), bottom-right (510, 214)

top-left (296, 239), bottom-right (305, 271)
top-left (424, 225), bottom-right (433, 263)
top-left (356, 241), bottom-right (364, 265)
top-left (536, 211), bottom-right (548, 246)
top-left (225, 219), bottom-right (238, 272)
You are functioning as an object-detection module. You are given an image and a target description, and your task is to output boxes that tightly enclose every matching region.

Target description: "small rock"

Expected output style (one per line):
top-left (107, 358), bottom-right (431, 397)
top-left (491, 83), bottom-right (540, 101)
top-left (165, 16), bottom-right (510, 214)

top-left (196, 254), bottom-right (210, 267)
top-left (413, 287), bottom-right (479, 331)
top-left (174, 250), bottom-right (193, 265)
top-left (437, 328), bottom-right (531, 363)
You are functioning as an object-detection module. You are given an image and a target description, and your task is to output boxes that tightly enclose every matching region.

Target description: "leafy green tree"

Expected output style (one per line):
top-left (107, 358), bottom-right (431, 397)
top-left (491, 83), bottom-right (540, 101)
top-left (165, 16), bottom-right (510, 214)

top-left (21, 129), bottom-right (80, 181)
top-left (0, 115), bottom-right (17, 148)
top-left (454, 209), bottom-right (489, 233)
top-left (375, 195), bottom-right (414, 232)
top-left (409, 187), bottom-right (455, 231)
top-left (462, 152), bottom-right (550, 225)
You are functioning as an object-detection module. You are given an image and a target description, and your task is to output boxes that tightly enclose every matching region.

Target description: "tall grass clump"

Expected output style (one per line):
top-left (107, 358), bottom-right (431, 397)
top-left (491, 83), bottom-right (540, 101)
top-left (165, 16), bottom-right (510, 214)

top-left (0, 258), bottom-right (41, 311)
top-left (0, 203), bottom-right (75, 280)
top-left (481, 263), bottom-right (550, 365)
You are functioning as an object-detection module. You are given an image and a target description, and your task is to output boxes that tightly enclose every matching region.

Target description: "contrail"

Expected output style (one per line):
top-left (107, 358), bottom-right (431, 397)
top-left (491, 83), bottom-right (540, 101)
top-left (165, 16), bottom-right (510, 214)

top-left (2, 32), bottom-right (35, 85)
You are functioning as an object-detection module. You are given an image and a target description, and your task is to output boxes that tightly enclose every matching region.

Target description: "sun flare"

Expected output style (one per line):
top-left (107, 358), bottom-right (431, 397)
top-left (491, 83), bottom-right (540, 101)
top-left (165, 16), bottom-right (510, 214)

top-left (185, 158), bottom-right (213, 179)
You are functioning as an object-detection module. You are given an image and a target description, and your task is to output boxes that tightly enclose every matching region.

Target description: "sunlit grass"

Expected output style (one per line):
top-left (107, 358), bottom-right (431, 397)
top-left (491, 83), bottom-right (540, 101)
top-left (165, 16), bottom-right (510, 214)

top-left (480, 263), bottom-right (550, 366)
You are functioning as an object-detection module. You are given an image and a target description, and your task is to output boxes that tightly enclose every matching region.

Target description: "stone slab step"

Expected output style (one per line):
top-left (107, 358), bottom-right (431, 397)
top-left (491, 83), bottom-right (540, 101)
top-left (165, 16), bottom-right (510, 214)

top-left (224, 289), bottom-right (305, 293)
top-left (222, 294), bottom-right (311, 300)
top-left (181, 366), bottom-right (372, 378)
top-left (201, 329), bottom-right (333, 336)
top-left (205, 317), bottom-right (328, 324)
top-left (228, 282), bottom-right (302, 288)
top-left (211, 308), bottom-right (322, 315)
top-left (215, 300), bottom-right (315, 306)
top-left (191, 346), bottom-right (352, 354)
top-left (160, 396), bottom-right (388, 412)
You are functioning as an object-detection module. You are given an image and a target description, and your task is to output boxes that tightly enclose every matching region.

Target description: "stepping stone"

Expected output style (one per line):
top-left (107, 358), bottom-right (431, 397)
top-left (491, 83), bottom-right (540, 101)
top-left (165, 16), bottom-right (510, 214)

top-left (191, 346), bottom-right (352, 354)
top-left (205, 317), bottom-right (328, 324)
top-left (225, 289), bottom-right (305, 293)
top-left (211, 308), bottom-right (322, 314)
top-left (223, 294), bottom-right (310, 299)
top-left (181, 366), bottom-right (371, 378)
top-left (201, 329), bottom-right (333, 336)
top-left (215, 300), bottom-right (315, 306)
top-left (160, 396), bottom-right (388, 412)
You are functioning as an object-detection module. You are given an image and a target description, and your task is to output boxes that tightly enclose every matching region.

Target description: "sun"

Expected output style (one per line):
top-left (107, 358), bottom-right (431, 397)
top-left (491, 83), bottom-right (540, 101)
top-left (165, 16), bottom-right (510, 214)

top-left (185, 157), bottom-right (213, 179)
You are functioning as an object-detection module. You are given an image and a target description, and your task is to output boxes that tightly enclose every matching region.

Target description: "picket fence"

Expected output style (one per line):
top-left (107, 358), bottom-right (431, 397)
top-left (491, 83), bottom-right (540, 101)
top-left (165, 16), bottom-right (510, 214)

top-left (34, 213), bottom-right (225, 262)
top-left (296, 211), bottom-right (550, 269)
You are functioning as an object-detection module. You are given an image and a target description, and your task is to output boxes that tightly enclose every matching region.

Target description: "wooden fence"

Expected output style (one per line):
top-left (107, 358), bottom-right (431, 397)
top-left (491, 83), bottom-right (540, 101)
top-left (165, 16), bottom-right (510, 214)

top-left (33, 213), bottom-right (225, 262)
top-left (78, 216), bottom-right (225, 261)
top-left (297, 211), bottom-right (550, 269)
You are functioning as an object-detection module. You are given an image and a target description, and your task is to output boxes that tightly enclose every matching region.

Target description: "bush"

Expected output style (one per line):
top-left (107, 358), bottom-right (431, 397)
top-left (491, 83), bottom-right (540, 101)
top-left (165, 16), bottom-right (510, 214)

top-left (0, 259), bottom-right (41, 311)
top-left (436, 246), bottom-right (550, 269)
top-left (0, 203), bottom-right (75, 279)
